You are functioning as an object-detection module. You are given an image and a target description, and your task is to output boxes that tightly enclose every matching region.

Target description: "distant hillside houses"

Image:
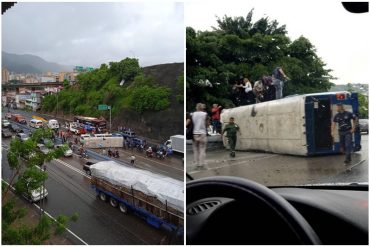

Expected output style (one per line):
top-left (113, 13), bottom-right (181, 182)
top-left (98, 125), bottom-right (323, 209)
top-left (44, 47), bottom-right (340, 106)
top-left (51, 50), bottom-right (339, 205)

top-left (330, 83), bottom-right (368, 96)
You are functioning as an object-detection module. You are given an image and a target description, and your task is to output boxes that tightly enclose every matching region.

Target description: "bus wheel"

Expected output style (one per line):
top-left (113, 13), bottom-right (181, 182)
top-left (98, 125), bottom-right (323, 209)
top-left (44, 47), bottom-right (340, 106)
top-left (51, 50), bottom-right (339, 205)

top-left (119, 203), bottom-right (129, 214)
top-left (110, 198), bottom-right (118, 208)
top-left (99, 192), bottom-right (107, 202)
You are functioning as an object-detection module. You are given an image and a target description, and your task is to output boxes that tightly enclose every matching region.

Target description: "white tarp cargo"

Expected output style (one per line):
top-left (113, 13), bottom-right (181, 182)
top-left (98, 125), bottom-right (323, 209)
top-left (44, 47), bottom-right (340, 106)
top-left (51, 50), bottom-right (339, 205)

top-left (90, 161), bottom-right (184, 212)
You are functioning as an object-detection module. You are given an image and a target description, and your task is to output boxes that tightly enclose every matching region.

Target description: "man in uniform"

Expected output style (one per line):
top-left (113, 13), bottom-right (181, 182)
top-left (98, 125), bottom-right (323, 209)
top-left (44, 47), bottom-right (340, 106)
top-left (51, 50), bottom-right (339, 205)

top-left (331, 103), bottom-right (357, 164)
top-left (222, 117), bottom-right (240, 157)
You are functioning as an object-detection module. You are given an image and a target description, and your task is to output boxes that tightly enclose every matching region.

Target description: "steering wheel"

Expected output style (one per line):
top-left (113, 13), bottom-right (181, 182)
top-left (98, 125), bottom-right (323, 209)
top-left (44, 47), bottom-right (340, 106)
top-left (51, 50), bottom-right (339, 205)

top-left (187, 176), bottom-right (321, 245)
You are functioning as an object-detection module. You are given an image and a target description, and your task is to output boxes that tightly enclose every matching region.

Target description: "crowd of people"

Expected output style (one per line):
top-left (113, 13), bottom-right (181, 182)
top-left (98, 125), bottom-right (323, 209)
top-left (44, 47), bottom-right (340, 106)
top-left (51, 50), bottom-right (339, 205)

top-left (187, 67), bottom-right (289, 166)
top-left (186, 103), bottom-right (240, 167)
top-left (232, 67), bottom-right (289, 106)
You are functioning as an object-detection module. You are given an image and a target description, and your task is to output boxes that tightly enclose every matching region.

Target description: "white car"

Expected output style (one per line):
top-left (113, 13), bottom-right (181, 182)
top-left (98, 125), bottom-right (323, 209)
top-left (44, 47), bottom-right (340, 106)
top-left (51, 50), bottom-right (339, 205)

top-left (24, 186), bottom-right (48, 202)
top-left (16, 133), bottom-right (29, 142)
top-left (55, 144), bottom-right (73, 157)
top-left (2, 119), bottom-right (10, 127)
top-left (63, 147), bottom-right (73, 157)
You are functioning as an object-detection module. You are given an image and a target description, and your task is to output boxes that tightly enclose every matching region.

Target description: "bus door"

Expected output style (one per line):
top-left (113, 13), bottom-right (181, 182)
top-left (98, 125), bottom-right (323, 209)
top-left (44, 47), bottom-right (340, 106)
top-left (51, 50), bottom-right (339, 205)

top-left (305, 96), bottom-right (332, 154)
top-left (313, 97), bottom-right (332, 150)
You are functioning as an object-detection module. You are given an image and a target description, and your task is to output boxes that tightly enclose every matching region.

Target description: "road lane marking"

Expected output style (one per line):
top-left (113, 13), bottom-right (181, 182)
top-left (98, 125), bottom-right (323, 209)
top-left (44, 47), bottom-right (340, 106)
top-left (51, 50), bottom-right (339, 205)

top-left (2, 145), bottom-right (90, 179)
top-left (2, 180), bottom-right (89, 245)
top-left (114, 149), bottom-right (184, 171)
top-left (55, 159), bottom-right (91, 179)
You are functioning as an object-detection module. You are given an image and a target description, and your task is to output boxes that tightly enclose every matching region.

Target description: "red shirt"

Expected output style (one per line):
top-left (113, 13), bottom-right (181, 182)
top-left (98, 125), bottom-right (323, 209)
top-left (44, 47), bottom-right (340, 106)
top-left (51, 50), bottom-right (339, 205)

top-left (211, 107), bottom-right (221, 120)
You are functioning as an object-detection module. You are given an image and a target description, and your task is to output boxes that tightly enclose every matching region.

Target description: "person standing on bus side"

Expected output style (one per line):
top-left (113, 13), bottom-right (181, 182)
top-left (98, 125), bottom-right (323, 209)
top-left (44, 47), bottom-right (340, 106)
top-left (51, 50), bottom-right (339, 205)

top-left (187, 103), bottom-right (208, 168)
top-left (331, 103), bottom-right (357, 164)
top-left (211, 104), bottom-right (222, 134)
top-left (242, 78), bottom-right (254, 105)
top-left (272, 67), bottom-right (288, 99)
top-left (222, 117), bottom-right (240, 158)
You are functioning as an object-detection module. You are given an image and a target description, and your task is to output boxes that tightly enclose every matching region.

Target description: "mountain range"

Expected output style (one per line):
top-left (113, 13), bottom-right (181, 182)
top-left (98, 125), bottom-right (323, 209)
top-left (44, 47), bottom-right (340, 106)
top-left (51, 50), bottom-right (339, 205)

top-left (2, 51), bottom-right (73, 74)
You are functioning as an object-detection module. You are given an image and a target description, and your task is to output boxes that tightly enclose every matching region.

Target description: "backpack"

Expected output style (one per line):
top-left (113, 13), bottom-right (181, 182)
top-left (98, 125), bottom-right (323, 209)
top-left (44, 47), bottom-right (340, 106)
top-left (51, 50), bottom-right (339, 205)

top-left (186, 118), bottom-right (193, 140)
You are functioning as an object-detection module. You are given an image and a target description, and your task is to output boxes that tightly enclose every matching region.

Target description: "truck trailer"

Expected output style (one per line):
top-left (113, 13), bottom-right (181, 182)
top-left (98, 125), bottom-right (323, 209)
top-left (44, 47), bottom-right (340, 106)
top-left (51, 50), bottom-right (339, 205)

top-left (90, 161), bottom-right (184, 232)
top-left (165, 135), bottom-right (184, 154)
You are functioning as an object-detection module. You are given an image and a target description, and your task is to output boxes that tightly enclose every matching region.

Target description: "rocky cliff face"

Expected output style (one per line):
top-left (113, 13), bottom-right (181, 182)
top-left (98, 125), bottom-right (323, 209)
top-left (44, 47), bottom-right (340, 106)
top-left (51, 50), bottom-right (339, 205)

top-left (113, 62), bottom-right (184, 142)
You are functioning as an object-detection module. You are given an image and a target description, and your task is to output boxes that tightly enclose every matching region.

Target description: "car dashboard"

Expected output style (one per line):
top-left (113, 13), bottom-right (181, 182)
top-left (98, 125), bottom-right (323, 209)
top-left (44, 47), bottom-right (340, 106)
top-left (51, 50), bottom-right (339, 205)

top-left (186, 185), bottom-right (368, 245)
top-left (272, 187), bottom-right (368, 244)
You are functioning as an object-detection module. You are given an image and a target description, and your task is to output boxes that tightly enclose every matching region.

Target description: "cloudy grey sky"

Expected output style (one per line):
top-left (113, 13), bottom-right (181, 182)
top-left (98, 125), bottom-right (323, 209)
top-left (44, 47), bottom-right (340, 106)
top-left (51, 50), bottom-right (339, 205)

top-left (2, 2), bottom-right (184, 67)
top-left (186, 0), bottom-right (370, 84)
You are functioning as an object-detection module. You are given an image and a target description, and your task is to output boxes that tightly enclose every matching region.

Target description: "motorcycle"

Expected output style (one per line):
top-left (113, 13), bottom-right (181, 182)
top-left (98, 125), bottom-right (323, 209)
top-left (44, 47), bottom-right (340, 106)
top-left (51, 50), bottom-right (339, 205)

top-left (156, 150), bottom-right (165, 160)
top-left (136, 144), bottom-right (144, 153)
top-left (79, 151), bottom-right (89, 159)
top-left (113, 150), bottom-right (120, 158)
top-left (146, 150), bottom-right (154, 158)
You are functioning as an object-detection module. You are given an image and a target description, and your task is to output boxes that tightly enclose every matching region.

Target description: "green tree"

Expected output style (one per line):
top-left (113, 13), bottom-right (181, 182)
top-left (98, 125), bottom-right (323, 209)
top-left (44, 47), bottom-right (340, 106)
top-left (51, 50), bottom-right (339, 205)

top-left (2, 200), bottom-right (79, 244)
top-left (186, 10), bottom-right (334, 110)
top-left (109, 57), bottom-right (142, 82)
top-left (62, 79), bottom-right (70, 90)
top-left (2, 128), bottom-right (78, 244)
top-left (130, 86), bottom-right (171, 113)
top-left (358, 94), bottom-right (368, 118)
top-left (40, 57), bottom-right (174, 118)
top-left (2, 128), bottom-right (66, 201)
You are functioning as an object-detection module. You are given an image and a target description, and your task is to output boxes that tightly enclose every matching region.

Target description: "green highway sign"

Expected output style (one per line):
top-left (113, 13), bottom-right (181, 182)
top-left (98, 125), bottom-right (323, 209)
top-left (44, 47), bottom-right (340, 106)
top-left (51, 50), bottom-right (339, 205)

top-left (98, 104), bottom-right (109, 110)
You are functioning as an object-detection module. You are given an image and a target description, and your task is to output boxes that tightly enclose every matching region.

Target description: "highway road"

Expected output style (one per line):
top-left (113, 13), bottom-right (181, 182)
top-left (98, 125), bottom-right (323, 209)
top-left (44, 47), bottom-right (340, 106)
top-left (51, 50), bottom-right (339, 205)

top-left (2, 110), bottom-right (184, 244)
top-left (187, 135), bottom-right (368, 187)
top-left (2, 141), bottom-right (181, 244)
top-left (3, 109), bottom-right (184, 180)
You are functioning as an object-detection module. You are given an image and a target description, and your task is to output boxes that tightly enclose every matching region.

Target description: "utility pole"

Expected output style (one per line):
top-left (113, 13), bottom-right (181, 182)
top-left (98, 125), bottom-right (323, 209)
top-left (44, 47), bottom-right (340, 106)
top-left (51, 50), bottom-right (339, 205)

top-left (109, 105), bottom-right (112, 133)
top-left (40, 164), bottom-right (46, 220)
top-left (56, 91), bottom-right (59, 117)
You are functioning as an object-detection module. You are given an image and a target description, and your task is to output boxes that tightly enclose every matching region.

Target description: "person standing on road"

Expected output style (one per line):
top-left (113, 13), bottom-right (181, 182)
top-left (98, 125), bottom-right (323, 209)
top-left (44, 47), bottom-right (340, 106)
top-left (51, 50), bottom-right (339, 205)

top-left (211, 104), bottom-right (222, 134)
top-left (331, 103), bottom-right (357, 164)
top-left (187, 103), bottom-right (208, 168)
top-left (222, 117), bottom-right (240, 158)
top-left (130, 154), bottom-right (136, 165)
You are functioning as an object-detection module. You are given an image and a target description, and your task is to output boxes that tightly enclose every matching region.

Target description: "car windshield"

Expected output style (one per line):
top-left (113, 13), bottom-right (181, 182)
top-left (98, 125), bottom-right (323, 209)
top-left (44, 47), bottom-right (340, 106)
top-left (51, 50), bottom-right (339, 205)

top-left (186, 5), bottom-right (368, 188)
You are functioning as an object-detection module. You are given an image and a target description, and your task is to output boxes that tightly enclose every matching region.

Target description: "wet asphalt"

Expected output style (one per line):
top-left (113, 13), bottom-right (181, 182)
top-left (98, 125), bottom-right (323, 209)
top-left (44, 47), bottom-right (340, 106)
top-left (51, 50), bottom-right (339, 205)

top-left (187, 135), bottom-right (368, 186)
top-left (1, 145), bottom-right (170, 244)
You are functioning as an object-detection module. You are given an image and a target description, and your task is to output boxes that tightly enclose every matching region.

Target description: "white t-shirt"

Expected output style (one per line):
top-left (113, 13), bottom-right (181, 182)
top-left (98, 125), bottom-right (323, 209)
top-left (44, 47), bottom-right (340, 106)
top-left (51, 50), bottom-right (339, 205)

top-left (244, 82), bottom-right (252, 93)
top-left (192, 111), bottom-right (207, 135)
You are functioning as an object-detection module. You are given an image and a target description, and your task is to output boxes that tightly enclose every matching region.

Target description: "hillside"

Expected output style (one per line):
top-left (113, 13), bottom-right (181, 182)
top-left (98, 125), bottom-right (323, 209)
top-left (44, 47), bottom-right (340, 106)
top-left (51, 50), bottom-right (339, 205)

top-left (40, 60), bottom-right (184, 142)
top-left (2, 51), bottom-right (73, 73)
top-left (114, 63), bottom-right (184, 141)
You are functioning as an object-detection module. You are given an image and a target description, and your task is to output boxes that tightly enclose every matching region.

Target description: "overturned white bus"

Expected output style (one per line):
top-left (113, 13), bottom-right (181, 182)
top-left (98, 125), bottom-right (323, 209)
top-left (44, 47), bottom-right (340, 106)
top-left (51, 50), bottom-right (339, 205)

top-left (220, 92), bottom-right (361, 156)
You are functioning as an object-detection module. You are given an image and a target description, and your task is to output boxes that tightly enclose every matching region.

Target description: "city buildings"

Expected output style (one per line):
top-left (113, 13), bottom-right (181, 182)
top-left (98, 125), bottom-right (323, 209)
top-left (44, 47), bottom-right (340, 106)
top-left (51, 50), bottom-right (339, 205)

top-left (2, 68), bottom-right (10, 83)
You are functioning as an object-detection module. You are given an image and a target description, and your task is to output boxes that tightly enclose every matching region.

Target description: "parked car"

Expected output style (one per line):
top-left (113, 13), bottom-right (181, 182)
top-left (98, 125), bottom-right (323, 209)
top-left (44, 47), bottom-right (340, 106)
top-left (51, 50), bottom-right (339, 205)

top-left (2, 119), bottom-right (10, 128)
top-left (11, 114), bottom-right (27, 124)
top-left (16, 133), bottom-right (29, 142)
top-left (29, 119), bottom-right (43, 128)
top-left (132, 137), bottom-right (146, 147)
top-left (120, 130), bottom-right (136, 138)
top-left (9, 124), bottom-right (23, 133)
top-left (37, 144), bottom-right (51, 155)
top-left (2, 128), bottom-right (12, 138)
top-left (359, 119), bottom-right (368, 134)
